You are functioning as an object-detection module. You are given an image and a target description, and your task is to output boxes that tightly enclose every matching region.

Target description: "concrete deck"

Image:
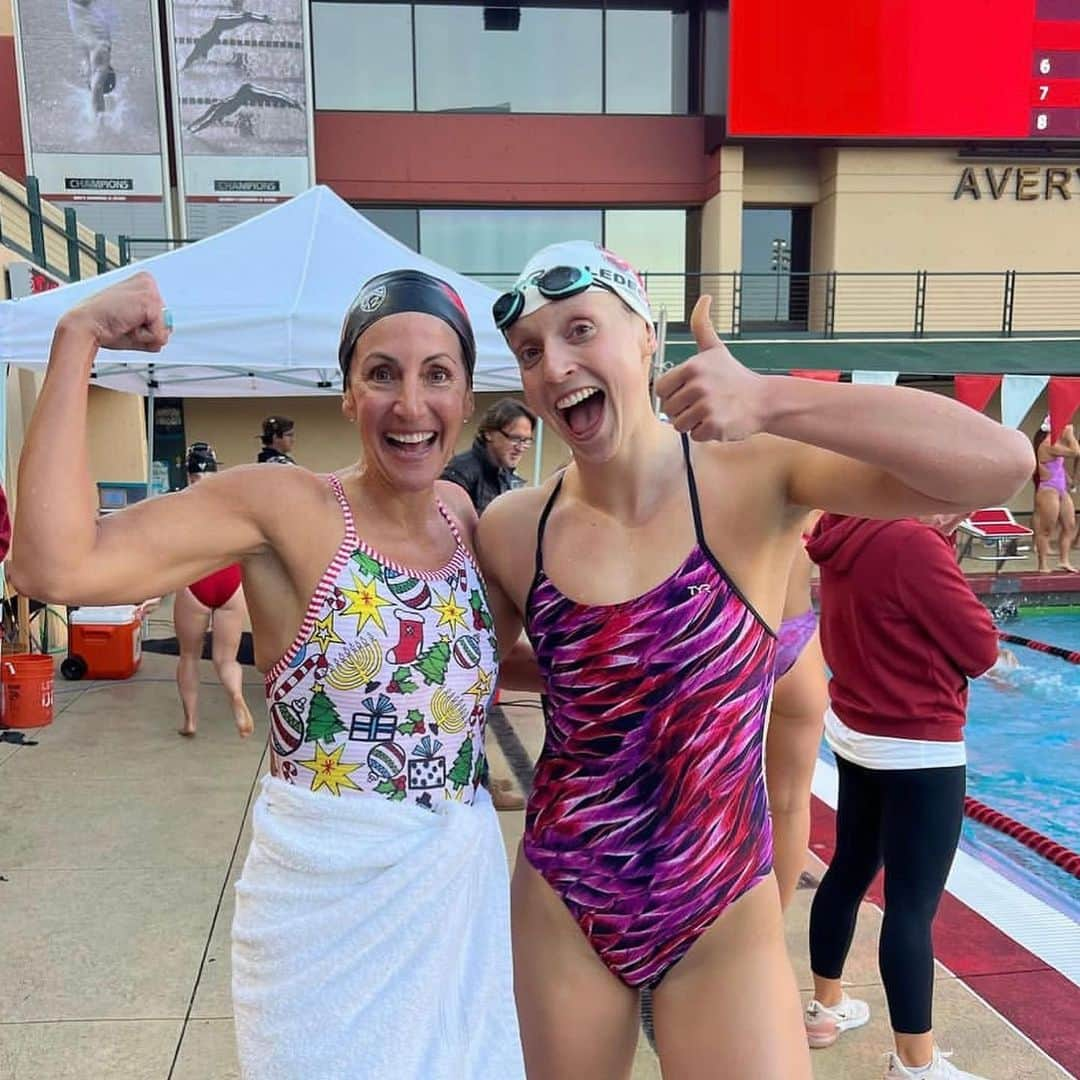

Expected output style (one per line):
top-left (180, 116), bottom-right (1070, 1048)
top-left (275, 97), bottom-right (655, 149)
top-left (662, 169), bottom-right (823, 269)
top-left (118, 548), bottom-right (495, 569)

top-left (0, 650), bottom-right (1073, 1079)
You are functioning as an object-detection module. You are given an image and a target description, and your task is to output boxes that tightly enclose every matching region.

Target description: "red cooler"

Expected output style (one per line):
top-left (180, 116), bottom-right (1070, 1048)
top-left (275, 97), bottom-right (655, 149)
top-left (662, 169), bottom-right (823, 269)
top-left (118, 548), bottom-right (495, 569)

top-left (68, 606), bottom-right (143, 680)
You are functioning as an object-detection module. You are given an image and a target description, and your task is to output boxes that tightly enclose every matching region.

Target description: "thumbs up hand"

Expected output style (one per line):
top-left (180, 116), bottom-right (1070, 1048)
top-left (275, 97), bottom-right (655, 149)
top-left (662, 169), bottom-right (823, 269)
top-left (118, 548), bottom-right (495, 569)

top-left (654, 295), bottom-right (768, 442)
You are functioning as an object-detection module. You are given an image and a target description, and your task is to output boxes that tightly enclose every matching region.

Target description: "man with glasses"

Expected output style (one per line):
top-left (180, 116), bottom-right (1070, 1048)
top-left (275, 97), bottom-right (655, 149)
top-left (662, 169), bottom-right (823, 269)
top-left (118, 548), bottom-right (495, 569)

top-left (443, 398), bottom-right (536, 811)
top-left (443, 398), bottom-right (536, 515)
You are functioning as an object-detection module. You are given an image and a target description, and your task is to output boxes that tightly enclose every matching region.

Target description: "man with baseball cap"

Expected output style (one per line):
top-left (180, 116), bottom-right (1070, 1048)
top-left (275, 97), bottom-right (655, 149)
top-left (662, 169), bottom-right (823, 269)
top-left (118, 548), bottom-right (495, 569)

top-left (257, 416), bottom-right (296, 465)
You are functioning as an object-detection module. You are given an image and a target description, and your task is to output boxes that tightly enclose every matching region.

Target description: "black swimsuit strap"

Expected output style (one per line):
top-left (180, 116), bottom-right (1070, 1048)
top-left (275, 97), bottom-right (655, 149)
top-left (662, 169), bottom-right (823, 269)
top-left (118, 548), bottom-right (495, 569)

top-left (680, 433), bottom-right (711, 551)
top-left (534, 473), bottom-right (565, 579)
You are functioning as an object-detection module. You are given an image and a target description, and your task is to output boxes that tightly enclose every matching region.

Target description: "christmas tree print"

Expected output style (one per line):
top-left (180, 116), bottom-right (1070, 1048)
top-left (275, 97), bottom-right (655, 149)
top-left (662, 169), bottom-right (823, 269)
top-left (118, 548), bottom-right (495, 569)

top-left (397, 709), bottom-right (426, 737)
top-left (352, 550), bottom-right (383, 581)
top-left (448, 736), bottom-right (474, 791)
top-left (416, 640), bottom-right (451, 686)
top-left (387, 667), bottom-right (418, 695)
top-left (470, 589), bottom-right (493, 631)
top-left (306, 684), bottom-right (346, 744)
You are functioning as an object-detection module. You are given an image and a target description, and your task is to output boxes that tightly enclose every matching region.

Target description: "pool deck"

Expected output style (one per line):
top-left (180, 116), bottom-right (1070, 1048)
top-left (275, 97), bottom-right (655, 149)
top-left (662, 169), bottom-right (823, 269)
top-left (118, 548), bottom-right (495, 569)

top-left (0, 648), bottom-right (1076, 1080)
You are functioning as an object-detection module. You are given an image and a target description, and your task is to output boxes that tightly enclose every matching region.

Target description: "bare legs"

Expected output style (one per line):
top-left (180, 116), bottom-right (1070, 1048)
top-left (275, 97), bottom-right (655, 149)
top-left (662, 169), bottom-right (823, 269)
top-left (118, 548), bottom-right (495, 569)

top-left (765, 630), bottom-right (828, 910)
top-left (173, 586), bottom-right (254, 737)
top-left (1034, 487), bottom-right (1077, 571)
top-left (511, 854), bottom-right (811, 1079)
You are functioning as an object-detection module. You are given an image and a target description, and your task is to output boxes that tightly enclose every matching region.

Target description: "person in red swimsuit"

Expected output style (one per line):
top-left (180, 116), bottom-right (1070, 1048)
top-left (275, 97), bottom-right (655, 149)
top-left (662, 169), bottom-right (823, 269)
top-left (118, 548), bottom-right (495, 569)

top-left (175, 444), bottom-right (254, 738)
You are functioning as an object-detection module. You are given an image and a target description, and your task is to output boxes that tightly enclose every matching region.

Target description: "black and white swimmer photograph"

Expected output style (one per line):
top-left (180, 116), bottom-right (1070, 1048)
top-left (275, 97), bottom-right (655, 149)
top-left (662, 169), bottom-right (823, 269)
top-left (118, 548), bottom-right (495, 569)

top-left (171, 0), bottom-right (308, 157)
top-left (15, 0), bottom-right (163, 155)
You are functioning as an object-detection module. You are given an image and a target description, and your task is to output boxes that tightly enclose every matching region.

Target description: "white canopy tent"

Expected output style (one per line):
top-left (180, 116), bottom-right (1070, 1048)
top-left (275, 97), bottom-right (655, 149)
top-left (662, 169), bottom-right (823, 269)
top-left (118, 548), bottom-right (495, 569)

top-left (0, 185), bottom-right (521, 396)
top-left (0, 185), bottom-right (544, 490)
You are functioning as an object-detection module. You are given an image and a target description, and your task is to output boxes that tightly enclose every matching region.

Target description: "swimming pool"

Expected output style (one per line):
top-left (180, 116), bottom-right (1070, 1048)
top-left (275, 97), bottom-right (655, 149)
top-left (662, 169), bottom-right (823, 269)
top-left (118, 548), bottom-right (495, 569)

top-left (964, 610), bottom-right (1080, 913)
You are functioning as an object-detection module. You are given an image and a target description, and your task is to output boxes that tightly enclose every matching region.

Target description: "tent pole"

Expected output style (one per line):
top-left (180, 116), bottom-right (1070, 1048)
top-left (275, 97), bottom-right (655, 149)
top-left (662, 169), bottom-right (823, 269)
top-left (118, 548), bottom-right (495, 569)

top-left (531, 417), bottom-right (544, 487)
top-left (146, 370), bottom-right (156, 493)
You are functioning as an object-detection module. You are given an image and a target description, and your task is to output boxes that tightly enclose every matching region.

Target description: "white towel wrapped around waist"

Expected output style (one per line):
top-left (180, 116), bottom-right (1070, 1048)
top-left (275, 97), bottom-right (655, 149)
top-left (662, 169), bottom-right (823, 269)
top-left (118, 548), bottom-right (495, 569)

top-left (232, 775), bottom-right (524, 1080)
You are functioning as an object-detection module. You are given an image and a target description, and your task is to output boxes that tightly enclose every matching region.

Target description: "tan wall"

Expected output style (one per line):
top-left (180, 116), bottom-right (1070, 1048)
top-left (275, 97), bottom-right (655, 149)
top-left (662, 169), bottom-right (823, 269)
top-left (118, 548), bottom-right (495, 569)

top-left (182, 393), bottom-right (570, 485)
top-left (742, 144), bottom-right (820, 206)
top-left (87, 386), bottom-right (147, 483)
top-left (0, 0), bottom-right (11, 37)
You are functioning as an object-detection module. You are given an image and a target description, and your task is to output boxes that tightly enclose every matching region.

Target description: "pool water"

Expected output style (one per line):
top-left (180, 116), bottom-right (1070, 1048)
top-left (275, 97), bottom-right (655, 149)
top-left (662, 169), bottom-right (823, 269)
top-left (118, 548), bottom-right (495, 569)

top-left (964, 611), bottom-right (1080, 910)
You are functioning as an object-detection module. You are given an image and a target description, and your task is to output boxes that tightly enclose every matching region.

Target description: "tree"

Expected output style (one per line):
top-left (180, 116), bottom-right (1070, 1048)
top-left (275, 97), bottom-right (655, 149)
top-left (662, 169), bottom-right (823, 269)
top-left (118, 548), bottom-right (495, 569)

top-left (448, 736), bottom-right (474, 791)
top-left (306, 684), bottom-right (345, 744)
top-left (416, 640), bottom-right (451, 686)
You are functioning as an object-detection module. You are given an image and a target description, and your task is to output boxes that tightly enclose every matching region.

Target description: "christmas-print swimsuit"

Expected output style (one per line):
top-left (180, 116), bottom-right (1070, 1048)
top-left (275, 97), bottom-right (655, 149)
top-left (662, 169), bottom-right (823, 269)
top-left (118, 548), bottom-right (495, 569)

top-left (264, 475), bottom-right (499, 809)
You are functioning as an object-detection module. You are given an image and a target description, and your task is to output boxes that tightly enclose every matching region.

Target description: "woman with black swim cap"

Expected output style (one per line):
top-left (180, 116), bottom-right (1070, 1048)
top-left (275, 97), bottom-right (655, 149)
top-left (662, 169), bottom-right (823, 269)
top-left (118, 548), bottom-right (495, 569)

top-left (11, 268), bottom-right (526, 1079)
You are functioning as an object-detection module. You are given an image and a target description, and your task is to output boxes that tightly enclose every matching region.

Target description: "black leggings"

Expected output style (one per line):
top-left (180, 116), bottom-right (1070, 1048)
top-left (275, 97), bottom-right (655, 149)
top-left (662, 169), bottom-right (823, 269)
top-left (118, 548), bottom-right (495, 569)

top-left (808, 755), bottom-right (966, 1035)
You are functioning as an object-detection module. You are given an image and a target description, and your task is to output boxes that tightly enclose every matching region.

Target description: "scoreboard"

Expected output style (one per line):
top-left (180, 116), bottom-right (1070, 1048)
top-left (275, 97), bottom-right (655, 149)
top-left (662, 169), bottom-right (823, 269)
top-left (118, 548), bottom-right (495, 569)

top-left (727, 0), bottom-right (1080, 140)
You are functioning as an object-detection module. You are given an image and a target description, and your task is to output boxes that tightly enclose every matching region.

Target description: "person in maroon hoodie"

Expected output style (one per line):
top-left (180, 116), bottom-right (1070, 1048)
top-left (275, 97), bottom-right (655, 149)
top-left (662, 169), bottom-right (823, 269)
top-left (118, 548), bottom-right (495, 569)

top-left (803, 512), bottom-right (1000, 1080)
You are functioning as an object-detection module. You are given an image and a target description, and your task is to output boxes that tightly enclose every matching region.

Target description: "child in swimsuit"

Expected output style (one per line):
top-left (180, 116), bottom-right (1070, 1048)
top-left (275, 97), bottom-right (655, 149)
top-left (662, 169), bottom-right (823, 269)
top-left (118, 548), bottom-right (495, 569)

top-left (475, 240), bottom-right (1031, 1079)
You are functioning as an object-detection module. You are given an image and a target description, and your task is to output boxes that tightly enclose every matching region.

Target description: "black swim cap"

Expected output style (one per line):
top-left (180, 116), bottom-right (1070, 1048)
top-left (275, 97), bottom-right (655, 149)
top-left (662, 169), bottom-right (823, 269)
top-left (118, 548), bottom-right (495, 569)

top-left (338, 269), bottom-right (476, 389)
top-left (186, 442), bottom-right (218, 474)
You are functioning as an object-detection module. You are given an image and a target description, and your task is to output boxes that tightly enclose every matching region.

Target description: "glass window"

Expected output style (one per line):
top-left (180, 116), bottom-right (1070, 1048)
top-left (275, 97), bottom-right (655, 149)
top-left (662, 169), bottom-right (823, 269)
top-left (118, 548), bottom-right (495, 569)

top-left (419, 209), bottom-right (603, 287)
top-left (358, 208), bottom-right (419, 251)
top-left (605, 10), bottom-right (689, 114)
top-left (415, 6), bottom-right (602, 113)
top-left (604, 209), bottom-right (687, 319)
top-left (312, 3), bottom-right (414, 111)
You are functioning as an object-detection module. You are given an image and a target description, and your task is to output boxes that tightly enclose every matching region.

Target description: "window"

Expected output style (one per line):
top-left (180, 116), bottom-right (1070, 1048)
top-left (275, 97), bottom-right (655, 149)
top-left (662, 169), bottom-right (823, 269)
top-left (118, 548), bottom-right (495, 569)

top-left (740, 207), bottom-right (812, 329)
top-left (312, 3), bottom-right (414, 111)
top-left (359, 208), bottom-right (420, 250)
top-left (414, 6), bottom-right (602, 113)
top-left (418, 209), bottom-right (603, 287)
top-left (604, 209), bottom-right (687, 318)
top-left (311, 3), bottom-right (692, 114)
top-left (605, 9), bottom-right (689, 114)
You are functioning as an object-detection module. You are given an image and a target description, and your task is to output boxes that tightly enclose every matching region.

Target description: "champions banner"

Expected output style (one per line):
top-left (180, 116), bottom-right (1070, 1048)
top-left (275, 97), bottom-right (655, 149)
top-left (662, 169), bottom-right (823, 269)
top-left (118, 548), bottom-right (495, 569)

top-left (11, 0), bottom-right (173, 243)
top-left (165, 0), bottom-right (315, 239)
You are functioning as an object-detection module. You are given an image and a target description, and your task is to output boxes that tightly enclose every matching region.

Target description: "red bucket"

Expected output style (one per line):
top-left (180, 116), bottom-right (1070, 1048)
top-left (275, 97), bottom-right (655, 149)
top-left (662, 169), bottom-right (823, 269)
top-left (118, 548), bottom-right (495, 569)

top-left (1, 653), bottom-right (55, 729)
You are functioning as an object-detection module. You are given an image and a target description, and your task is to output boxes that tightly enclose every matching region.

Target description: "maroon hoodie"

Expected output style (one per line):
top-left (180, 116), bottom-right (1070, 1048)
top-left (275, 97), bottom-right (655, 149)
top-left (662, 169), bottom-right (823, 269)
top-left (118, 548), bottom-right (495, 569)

top-left (806, 514), bottom-right (999, 743)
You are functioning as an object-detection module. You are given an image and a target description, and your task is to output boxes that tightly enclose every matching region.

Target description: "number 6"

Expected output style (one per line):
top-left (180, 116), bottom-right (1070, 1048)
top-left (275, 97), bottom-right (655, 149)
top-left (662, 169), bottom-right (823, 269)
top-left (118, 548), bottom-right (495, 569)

top-left (1040, 57), bottom-right (1051, 75)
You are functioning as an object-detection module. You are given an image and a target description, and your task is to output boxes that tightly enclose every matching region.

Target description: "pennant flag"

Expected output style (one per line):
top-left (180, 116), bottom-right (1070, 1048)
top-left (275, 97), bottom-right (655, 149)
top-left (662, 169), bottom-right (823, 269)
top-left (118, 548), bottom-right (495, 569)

top-left (851, 370), bottom-right (899, 386)
top-left (954, 374), bottom-right (1002, 414)
top-left (790, 369), bottom-right (841, 381)
top-left (1001, 374), bottom-right (1049, 431)
top-left (1048, 376), bottom-right (1080, 441)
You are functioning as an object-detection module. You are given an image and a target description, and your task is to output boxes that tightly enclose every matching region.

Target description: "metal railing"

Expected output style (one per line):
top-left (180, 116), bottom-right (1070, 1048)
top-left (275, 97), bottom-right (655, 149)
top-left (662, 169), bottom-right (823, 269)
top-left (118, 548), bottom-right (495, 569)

top-left (468, 270), bottom-right (1080, 339)
top-left (0, 175), bottom-right (121, 282)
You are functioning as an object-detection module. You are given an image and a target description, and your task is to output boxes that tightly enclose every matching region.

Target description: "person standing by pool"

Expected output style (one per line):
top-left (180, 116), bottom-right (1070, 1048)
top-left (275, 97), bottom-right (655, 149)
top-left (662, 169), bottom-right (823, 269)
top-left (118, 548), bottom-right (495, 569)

top-left (1032, 418), bottom-right (1079, 573)
top-left (174, 442), bottom-right (254, 739)
top-left (804, 512), bottom-right (1000, 1080)
top-left (476, 239), bottom-right (1031, 1079)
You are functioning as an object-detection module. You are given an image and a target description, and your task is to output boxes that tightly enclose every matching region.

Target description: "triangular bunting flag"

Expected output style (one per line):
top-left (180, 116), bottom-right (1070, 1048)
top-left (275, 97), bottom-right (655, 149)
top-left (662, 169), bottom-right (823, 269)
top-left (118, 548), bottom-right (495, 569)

top-left (851, 371), bottom-right (899, 386)
top-left (1001, 374), bottom-right (1049, 431)
top-left (954, 374), bottom-right (1002, 414)
top-left (789, 369), bottom-right (841, 381)
top-left (1048, 376), bottom-right (1080, 441)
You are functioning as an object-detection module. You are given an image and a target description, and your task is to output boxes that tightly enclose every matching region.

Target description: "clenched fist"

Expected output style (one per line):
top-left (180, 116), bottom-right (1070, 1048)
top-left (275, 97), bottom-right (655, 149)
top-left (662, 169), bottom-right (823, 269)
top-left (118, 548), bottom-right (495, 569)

top-left (59, 272), bottom-right (171, 353)
top-left (655, 296), bottom-right (768, 442)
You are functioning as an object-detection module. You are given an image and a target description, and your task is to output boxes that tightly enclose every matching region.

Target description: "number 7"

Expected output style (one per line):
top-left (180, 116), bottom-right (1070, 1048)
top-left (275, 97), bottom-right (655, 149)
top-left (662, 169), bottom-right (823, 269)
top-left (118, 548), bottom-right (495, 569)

top-left (1041, 85), bottom-right (1050, 101)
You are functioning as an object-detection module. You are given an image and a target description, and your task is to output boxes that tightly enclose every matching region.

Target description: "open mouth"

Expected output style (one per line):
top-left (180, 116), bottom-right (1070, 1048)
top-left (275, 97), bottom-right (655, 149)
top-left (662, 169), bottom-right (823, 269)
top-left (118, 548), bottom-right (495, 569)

top-left (384, 430), bottom-right (438, 456)
top-left (555, 386), bottom-right (606, 439)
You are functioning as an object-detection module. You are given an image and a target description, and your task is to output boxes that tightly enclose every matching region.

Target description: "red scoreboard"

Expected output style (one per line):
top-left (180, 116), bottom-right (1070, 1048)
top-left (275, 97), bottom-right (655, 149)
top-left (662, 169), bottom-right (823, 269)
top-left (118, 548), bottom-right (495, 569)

top-left (728, 0), bottom-right (1080, 139)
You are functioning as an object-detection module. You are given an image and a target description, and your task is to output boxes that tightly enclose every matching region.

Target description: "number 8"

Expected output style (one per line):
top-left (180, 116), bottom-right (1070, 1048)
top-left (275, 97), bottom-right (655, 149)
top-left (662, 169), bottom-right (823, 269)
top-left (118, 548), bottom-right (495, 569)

top-left (1037, 113), bottom-right (1049, 130)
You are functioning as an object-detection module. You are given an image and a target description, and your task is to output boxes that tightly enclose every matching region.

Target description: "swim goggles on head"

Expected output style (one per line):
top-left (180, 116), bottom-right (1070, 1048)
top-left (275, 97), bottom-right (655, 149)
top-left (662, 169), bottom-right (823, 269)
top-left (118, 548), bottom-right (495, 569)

top-left (493, 265), bottom-right (613, 331)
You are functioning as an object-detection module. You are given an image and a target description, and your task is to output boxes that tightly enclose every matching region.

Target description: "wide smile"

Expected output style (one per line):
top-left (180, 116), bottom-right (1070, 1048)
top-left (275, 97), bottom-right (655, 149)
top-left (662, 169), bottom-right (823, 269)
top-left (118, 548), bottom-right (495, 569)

top-left (554, 385), bottom-right (606, 440)
top-left (383, 430), bottom-right (438, 458)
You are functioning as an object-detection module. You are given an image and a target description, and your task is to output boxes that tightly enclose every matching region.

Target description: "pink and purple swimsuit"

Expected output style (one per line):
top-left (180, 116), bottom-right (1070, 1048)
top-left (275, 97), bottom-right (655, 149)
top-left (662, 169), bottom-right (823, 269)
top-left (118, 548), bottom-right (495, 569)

top-left (523, 435), bottom-right (776, 988)
top-left (1039, 455), bottom-right (1069, 495)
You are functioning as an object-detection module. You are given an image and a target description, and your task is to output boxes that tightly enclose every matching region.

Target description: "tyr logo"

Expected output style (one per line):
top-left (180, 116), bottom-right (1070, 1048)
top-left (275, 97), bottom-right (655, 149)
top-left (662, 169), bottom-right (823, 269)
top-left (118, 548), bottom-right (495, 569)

top-left (687, 584), bottom-right (711, 597)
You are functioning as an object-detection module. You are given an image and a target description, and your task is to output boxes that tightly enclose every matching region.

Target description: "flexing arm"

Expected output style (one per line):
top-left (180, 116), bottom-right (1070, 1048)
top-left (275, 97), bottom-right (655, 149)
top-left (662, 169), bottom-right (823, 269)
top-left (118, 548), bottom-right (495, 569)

top-left (9, 274), bottom-right (268, 605)
top-left (657, 298), bottom-right (1033, 518)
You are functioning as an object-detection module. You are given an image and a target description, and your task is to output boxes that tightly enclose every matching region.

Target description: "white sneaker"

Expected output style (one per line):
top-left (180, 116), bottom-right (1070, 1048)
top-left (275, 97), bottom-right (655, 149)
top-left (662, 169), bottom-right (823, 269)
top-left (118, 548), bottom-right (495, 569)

top-left (804, 993), bottom-right (871, 1048)
top-left (883, 1048), bottom-right (989, 1079)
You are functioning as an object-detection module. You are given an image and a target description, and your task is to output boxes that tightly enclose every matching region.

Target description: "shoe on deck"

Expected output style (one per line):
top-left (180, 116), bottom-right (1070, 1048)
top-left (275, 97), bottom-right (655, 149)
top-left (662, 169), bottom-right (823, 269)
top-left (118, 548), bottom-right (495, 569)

top-left (490, 778), bottom-right (525, 812)
top-left (804, 993), bottom-right (871, 1049)
top-left (883, 1048), bottom-right (988, 1079)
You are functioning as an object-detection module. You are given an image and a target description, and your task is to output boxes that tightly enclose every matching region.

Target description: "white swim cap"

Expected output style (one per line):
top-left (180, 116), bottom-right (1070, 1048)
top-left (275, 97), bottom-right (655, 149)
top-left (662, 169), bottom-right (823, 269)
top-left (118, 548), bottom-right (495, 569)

top-left (495, 241), bottom-right (653, 330)
top-left (1040, 414), bottom-right (1051, 433)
